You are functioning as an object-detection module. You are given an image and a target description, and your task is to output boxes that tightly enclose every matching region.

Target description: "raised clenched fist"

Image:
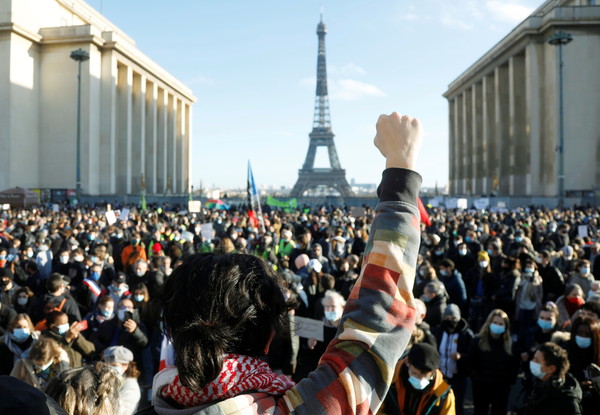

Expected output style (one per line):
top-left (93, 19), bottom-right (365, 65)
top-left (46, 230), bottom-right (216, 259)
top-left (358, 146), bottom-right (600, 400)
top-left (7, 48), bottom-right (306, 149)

top-left (374, 112), bottom-right (422, 171)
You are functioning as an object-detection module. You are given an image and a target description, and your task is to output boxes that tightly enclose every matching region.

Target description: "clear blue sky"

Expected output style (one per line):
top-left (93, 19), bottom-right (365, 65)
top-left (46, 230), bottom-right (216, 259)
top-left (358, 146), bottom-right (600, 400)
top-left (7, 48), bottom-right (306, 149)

top-left (93, 0), bottom-right (542, 191)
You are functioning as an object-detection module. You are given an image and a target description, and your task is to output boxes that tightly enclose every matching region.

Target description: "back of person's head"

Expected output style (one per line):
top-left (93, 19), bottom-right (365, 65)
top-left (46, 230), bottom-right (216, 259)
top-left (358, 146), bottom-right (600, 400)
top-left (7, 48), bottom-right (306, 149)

top-left (320, 273), bottom-right (336, 291)
top-left (424, 280), bottom-right (443, 297)
top-left (29, 337), bottom-right (62, 366)
top-left (536, 342), bottom-right (570, 380)
top-left (0, 375), bottom-right (67, 415)
top-left (440, 259), bottom-right (454, 270)
top-left (160, 253), bottom-right (288, 391)
top-left (44, 362), bottom-right (120, 415)
top-left (46, 273), bottom-right (64, 294)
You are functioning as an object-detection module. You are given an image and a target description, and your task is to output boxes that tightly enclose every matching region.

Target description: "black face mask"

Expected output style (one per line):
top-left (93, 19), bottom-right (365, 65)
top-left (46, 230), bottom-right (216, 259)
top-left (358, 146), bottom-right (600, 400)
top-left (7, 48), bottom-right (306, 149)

top-left (442, 319), bottom-right (459, 333)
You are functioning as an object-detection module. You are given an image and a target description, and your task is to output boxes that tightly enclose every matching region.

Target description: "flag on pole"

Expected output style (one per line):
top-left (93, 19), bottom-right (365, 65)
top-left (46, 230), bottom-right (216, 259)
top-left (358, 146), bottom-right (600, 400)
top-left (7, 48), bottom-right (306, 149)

top-left (418, 197), bottom-right (432, 227)
top-left (247, 161), bottom-right (265, 232)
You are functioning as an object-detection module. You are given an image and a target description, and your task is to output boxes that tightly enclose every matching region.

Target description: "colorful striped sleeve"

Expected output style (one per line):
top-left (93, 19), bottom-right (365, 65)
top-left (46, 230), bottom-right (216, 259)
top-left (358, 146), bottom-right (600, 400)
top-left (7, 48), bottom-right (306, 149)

top-left (277, 168), bottom-right (421, 415)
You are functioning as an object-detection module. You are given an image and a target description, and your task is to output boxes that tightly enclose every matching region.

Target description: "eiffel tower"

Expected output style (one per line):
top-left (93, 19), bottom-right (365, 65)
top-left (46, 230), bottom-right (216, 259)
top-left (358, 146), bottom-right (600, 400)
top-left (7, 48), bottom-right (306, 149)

top-left (290, 14), bottom-right (354, 198)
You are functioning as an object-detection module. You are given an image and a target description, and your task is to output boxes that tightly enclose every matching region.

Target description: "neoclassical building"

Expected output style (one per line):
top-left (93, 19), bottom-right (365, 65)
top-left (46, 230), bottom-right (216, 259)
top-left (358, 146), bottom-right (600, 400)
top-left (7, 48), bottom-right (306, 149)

top-left (444, 0), bottom-right (600, 198)
top-left (0, 0), bottom-right (195, 197)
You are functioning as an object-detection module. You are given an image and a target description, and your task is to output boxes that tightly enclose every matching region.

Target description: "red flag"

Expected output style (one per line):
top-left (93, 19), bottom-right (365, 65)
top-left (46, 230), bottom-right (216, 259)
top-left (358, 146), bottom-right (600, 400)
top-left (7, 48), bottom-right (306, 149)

top-left (418, 197), bottom-right (432, 227)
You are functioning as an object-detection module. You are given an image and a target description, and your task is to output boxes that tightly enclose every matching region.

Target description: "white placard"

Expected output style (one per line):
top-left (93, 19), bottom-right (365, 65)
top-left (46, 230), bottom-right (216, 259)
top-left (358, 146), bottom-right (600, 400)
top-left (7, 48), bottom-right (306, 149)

top-left (445, 198), bottom-right (457, 209)
top-left (474, 198), bottom-right (489, 210)
top-left (52, 204), bottom-right (59, 213)
top-left (181, 230), bottom-right (194, 242)
top-left (118, 208), bottom-right (130, 221)
top-left (457, 198), bottom-right (468, 210)
top-left (1, 204), bottom-right (9, 210)
top-left (350, 207), bottom-right (366, 218)
top-left (105, 210), bottom-right (117, 226)
top-left (294, 316), bottom-right (324, 341)
top-left (578, 225), bottom-right (589, 239)
top-left (188, 200), bottom-right (201, 213)
top-left (497, 201), bottom-right (506, 208)
top-left (200, 223), bottom-right (214, 241)
top-left (429, 197), bottom-right (440, 208)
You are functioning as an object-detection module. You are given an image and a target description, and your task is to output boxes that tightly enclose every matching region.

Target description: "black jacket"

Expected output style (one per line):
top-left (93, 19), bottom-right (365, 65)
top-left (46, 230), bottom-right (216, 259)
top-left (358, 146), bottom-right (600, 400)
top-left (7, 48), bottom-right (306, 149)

top-left (0, 304), bottom-right (17, 336)
top-left (515, 373), bottom-right (582, 415)
top-left (468, 333), bottom-right (519, 384)
top-left (424, 294), bottom-right (447, 329)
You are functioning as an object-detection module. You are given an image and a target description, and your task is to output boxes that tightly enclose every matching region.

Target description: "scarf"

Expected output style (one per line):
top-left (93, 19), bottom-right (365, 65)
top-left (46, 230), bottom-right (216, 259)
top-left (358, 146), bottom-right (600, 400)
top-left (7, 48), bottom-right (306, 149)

top-left (161, 354), bottom-right (295, 407)
top-left (2, 331), bottom-right (38, 362)
top-left (565, 296), bottom-right (584, 317)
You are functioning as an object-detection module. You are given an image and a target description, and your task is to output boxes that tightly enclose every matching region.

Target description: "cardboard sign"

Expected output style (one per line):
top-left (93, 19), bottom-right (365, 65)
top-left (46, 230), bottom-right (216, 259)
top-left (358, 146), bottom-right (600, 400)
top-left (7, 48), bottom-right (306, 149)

top-left (188, 200), bottom-right (201, 213)
top-left (474, 198), bottom-right (489, 210)
top-left (118, 208), bottom-right (130, 221)
top-left (350, 207), bottom-right (366, 218)
top-left (200, 223), bottom-right (214, 241)
top-left (294, 316), bottom-right (324, 341)
top-left (105, 210), bottom-right (117, 225)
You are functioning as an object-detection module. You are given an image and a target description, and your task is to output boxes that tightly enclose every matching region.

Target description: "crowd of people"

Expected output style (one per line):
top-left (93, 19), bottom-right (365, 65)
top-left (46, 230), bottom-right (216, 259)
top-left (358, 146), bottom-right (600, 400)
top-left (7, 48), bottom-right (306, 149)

top-left (0, 118), bottom-right (599, 414)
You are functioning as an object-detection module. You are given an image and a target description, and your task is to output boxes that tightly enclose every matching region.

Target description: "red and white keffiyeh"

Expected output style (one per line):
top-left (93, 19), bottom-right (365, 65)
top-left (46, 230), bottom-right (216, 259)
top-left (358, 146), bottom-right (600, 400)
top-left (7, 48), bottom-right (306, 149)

top-left (161, 353), bottom-right (295, 407)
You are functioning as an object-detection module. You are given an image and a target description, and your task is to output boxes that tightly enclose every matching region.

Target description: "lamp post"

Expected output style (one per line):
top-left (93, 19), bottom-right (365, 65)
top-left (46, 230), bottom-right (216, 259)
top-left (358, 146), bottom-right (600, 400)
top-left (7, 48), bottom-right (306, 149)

top-left (547, 30), bottom-right (572, 207)
top-left (70, 48), bottom-right (89, 204)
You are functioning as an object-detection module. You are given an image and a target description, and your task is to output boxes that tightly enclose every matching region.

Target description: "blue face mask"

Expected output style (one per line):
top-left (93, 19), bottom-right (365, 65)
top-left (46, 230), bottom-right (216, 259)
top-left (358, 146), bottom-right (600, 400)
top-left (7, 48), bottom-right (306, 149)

top-left (12, 328), bottom-right (31, 342)
top-left (408, 375), bottom-right (430, 390)
top-left (515, 236), bottom-right (523, 243)
top-left (422, 295), bottom-right (431, 303)
top-left (100, 309), bottom-right (113, 319)
top-left (575, 335), bottom-right (592, 349)
top-left (90, 271), bottom-right (101, 281)
top-left (439, 270), bottom-right (448, 277)
top-left (465, 237), bottom-right (471, 243)
top-left (489, 323), bottom-right (506, 335)
top-left (529, 361), bottom-right (545, 379)
top-left (487, 249), bottom-right (493, 255)
top-left (537, 319), bottom-right (554, 331)
top-left (134, 295), bottom-right (145, 303)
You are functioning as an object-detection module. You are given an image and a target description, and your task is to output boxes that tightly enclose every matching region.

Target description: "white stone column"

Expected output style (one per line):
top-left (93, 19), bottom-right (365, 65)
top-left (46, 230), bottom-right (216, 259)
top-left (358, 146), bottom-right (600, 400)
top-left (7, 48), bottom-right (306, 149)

top-left (464, 89), bottom-right (473, 195)
top-left (145, 81), bottom-right (158, 194)
top-left (482, 74), bottom-right (496, 195)
top-left (157, 88), bottom-right (168, 193)
top-left (131, 73), bottom-right (146, 194)
top-left (116, 64), bottom-right (132, 195)
top-left (186, 103), bottom-right (192, 195)
top-left (526, 43), bottom-right (544, 196)
top-left (509, 54), bottom-right (527, 195)
top-left (176, 99), bottom-right (183, 194)
top-left (473, 83), bottom-right (483, 195)
top-left (99, 51), bottom-right (117, 194)
top-left (448, 98), bottom-right (456, 195)
top-left (457, 94), bottom-right (464, 194)
top-left (166, 94), bottom-right (176, 194)
top-left (495, 65), bottom-right (510, 195)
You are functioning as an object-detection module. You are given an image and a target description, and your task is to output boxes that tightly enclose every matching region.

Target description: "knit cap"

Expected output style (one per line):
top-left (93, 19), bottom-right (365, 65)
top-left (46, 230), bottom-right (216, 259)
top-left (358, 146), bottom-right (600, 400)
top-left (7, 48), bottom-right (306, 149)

top-left (443, 304), bottom-right (461, 320)
top-left (408, 343), bottom-right (440, 372)
top-left (477, 251), bottom-right (490, 262)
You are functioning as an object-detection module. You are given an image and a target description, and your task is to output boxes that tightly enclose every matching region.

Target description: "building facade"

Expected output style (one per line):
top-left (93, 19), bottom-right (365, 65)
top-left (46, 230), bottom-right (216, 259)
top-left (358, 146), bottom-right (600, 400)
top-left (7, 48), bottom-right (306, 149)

top-left (0, 0), bottom-right (195, 197)
top-left (444, 0), bottom-right (600, 198)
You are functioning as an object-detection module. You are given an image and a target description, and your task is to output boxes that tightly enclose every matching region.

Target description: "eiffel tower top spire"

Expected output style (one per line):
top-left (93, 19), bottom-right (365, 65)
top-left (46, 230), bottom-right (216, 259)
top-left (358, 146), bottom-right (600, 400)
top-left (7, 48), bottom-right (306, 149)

top-left (313, 11), bottom-right (331, 130)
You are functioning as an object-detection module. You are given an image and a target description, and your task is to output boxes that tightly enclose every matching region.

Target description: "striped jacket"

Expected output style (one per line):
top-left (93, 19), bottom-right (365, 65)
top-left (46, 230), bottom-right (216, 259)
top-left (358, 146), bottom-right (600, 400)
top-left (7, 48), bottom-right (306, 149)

top-left (144, 168), bottom-right (421, 415)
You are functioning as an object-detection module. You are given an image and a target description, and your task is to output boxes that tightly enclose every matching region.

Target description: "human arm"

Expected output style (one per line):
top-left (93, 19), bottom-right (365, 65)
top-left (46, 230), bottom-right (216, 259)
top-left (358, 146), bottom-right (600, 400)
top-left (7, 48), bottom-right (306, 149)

top-left (277, 113), bottom-right (422, 414)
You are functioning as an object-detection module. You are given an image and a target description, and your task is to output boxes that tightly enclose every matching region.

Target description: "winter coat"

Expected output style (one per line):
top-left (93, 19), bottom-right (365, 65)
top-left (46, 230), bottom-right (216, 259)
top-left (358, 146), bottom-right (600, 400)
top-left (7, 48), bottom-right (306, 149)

top-left (514, 373), bottom-right (582, 415)
top-left (41, 328), bottom-right (95, 368)
top-left (378, 359), bottom-right (455, 415)
top-left (468, 333), bottom-right (519, 385)
top-left (440, 269), bottom-right (467, 312)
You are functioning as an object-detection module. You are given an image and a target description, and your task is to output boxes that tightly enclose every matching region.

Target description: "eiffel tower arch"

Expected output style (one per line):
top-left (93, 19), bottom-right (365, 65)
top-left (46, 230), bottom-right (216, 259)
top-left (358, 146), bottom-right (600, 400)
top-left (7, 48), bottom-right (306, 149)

top-left (290, 14), bottom-right (354, 199)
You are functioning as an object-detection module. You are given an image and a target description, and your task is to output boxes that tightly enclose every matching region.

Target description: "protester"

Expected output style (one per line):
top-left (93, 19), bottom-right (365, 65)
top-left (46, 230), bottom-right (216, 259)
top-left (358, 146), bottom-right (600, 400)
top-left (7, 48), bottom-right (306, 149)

top-left (10, 336), bottom-right (69, 389)
top-left (468, 309), bottom-right (519, 415)
top-left (102, 346), bottom-right (142, 415)
top-left (509, 342), bottom-right (582, 415)
top-left (379, 343), bottom-right (455, 415)
top-left (0, 313), bottom-right (39, 374)
top-left (566, 318), bottom-right (600, 414)
top-left (140, 112), bottom-right (423, 413)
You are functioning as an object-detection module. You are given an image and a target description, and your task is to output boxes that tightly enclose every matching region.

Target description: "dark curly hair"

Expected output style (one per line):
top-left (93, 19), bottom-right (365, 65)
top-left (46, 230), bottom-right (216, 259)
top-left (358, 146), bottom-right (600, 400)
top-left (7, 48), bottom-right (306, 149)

top-left (160, 253), bottom-right (288, 391)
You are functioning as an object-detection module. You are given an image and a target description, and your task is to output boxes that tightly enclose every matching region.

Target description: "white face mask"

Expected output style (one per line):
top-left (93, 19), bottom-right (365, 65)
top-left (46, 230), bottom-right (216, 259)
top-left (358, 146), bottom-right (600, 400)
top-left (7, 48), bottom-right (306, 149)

top-left (324, 310), bottom-right (342, 322)
top-left (110, 364), bottom-right (125, 376)
top-left (479, 261), bottom-right (489, 268)
top-left (74, 255), bottom-right (84, 262)
top-left (35, 360), bottom-right (53, 371)
top-left (59, 256), bottom-right (69, 264)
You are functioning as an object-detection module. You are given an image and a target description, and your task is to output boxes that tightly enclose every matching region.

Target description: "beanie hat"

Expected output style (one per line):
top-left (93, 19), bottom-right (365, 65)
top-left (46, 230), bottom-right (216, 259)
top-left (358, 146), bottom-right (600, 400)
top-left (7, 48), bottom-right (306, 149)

top-left (477, 251), bottom-right (490, 262)
top-left (443, 304), bottom-right (461, 320)
top-left (294, 254), bottom-right (309, 270)
top-left (408, 343), bottom-right (440, 372)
